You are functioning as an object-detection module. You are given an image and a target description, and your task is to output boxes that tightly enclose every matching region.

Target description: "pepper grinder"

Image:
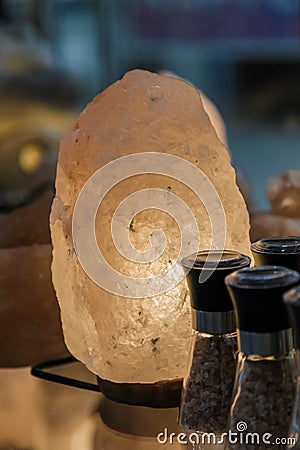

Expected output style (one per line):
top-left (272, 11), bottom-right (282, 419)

top-left (225, 266), bottom-right (299, 450)
top-left (251, 236), bottom-right (300, 271)
top-left (178, 250), bottom-right (250, 436)
top-left (284, 286), bottom-right (300, 449)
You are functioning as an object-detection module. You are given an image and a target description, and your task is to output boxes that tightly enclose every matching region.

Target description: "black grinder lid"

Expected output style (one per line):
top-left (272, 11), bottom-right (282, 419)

top-left (181, 250), bottom-right (251, 312)
top-left (225, 265), bottom-right (300, 333)
top-left (251, 236), bottom-right (300, 271)
top-left (284, 286), bottom-right (300, 349)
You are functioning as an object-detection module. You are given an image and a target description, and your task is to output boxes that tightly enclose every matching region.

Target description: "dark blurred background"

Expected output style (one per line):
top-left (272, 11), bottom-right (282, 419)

top-left (0, 0), bottom-right (299, 208)
top-left (0, 2), bottom-right (299, 448)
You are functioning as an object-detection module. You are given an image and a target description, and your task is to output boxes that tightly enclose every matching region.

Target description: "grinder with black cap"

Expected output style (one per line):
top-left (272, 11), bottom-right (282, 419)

top-left (284, 286), bottom-right (300, 449)
top-left (251, 236), bottom-right (300, 272)
top-left (178, 250), bottom-right (250, 435)
top-left (225, 266), bottom-right (299, 450)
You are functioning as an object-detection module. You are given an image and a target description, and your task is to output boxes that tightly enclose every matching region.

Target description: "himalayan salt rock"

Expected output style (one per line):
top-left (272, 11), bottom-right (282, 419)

top-left (267, 170), bottom-right (300, 218)
top-left (51, 69), bottom-right (251, 383)
top-left (250, 170), bottom-right (300, 241)
top-left (251, 212), bottom-right (300, 242)
top-left (0, 189), bottom-right (69, 366)
top-left (0, 188), bottom-right (52, 248)
top-left (0, 244), bottom-right (68, 366)
top-left (160, 70), bottom-right (227, 146)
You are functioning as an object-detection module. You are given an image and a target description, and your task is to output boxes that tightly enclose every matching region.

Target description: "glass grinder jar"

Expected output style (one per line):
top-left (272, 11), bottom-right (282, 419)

top-left (225, 266), bottom-right (300, 450)
top-left (178, 250), bottom-right (251, 436)
top-left (252, 236), bottom-right (300, 272)
top-left (284, 286), bottom-right (300, 449)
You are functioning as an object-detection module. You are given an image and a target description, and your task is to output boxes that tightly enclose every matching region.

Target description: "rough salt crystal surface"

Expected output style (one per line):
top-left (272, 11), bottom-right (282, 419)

top-left (50, 70), bottom-right (251, 383)
top-left (267, 170), bottom-right (300, 218)
top-left (251, 170), bottom-right (300, 241)
top-left (0, 189), bottom-right (69, 367)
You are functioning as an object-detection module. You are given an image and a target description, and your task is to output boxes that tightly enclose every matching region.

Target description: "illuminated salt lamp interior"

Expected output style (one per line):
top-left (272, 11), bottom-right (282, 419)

top-left (50, 70), bottom-right (251, 404)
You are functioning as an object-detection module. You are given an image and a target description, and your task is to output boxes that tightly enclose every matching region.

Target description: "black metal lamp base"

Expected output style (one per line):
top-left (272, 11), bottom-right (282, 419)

top-left (31, 357), bottom-right (183, 408)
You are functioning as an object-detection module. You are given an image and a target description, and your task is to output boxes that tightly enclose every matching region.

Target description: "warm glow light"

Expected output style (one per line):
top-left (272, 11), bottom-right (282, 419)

top-left (18, 142), bottom-right (44, 175)
top-left (50, 70), bottom-right (251, 385)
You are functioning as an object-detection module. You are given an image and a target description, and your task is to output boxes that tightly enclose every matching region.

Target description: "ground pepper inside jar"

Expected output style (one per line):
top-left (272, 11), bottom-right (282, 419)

top-left (225, 265), bottom-right (300, 450)
top-left (228, 355), bottom-right (296, 450)
top-left (178, 251), bottom-right (251, 436)
top-left (179, 332), bottom-right (237, 434)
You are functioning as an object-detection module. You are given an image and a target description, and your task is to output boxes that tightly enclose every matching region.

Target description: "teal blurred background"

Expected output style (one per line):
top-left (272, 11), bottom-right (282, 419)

top-left (0, 0), bottom-right (299, 209)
